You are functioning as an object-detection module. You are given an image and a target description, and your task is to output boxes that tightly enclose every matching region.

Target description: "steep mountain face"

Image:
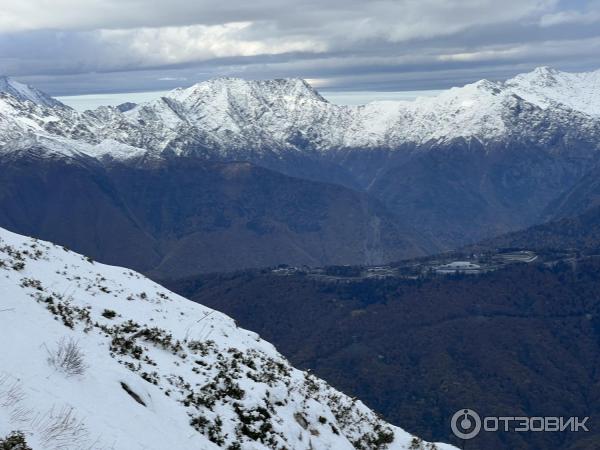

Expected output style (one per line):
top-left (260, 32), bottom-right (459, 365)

top-left (360, 70), bottom-right (600, 245)
top-left (1, 67), bottom-right (600, 250)
top-left (0, 76), bottom-right (64, 108)
top-left (369, 143), bottom-right (592, 246)
top-left (505, 66), bottom-right (600, 117)
top-left (540, 162), bottom-right (600, 220)
top-left (0, 226), bottom-right (454, 450)
top-left (0, 147), bottom-right (160, 273)
top-left (0, 147), bottom-right (431, 277)
top-left (168, 260), bottom-right (600, 450)
top-left (473, 203), bottom-right (600, 253)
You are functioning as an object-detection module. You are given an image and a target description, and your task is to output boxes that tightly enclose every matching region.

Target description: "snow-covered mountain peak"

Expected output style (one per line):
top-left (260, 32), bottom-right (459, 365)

top-left (530, 66), bottom-right (561, 83)
top-left (168, 76), bottom-right (327, 107)
top-left (0, 76), bottom-right (65, 108)
top-left (109, 76), bottom-right (339, 152)
top-left (433, 79), bottom-right (506, 105)
top-left (360, 77), bottom-right (528, 146)
top-left (505, 66), bottom-right (600, 116)
top-left (0, 226), bottom-right (455, 450)
top-left (258, 77), bottom-right (328, 102)
top-left (470, 78), bottom-right (504, 93)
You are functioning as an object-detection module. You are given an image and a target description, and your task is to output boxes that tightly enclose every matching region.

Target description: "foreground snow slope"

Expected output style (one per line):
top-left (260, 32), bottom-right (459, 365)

top-left (0, 227), bottom-right (454, 450)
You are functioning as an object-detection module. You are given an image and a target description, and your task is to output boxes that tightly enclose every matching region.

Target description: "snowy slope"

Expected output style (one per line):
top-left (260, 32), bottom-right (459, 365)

top-left (0, 226), bottom-right (454, 450)
top-left (352, 80), bottom-right (510, 146)
top-left (0, 93), bottom-right (152, 162)
top-left (117, 77), bottom-right (352, 155)
top-left (505, 67), bottom-right (600, 117)
top-left (0, 76), bottom-right (64, 108)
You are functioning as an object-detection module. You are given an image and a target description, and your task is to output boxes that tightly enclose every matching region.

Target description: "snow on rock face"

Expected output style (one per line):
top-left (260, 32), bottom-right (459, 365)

top-left (364, 80), bottom-right (511, 146)
top-left (0, 76), bottom-right (65, 109)
top-left (79, 71), bottom-right (598, 158)
top-left (505, 67), bottom-right (600, 117)
top-left (1, 67), bottom-right (600, 163)
top-left (138, 77), bottom-right (350, 154)
top-left (0, 227), bottom-right (455, 450)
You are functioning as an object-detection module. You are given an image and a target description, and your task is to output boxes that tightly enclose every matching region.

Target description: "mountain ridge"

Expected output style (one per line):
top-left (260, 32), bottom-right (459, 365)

top-left (2, 67), bottom-right (600, 163)
top-left (2, 67), bottom-right (600, 250)
top-left (0, 76), bottom-right (65, 109)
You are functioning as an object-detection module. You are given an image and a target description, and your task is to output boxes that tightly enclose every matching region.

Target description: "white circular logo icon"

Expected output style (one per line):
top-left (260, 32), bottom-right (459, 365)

top-left (451, 409), bottom-right (482, 440)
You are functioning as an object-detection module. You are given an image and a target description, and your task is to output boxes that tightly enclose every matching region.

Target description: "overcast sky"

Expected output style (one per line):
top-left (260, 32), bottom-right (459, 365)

top-left (1, 0), bottom-right (599, 95)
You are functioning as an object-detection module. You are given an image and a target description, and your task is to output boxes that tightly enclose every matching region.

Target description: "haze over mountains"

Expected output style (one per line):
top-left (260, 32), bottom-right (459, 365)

top-left (1, 67), bottom-right (600, 275)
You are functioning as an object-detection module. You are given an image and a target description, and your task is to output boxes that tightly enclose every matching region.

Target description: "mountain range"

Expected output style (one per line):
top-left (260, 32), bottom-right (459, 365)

top-left (0, 67), bottom-right (600, 263)
top-left (1, 67), bottom-right (600, 272)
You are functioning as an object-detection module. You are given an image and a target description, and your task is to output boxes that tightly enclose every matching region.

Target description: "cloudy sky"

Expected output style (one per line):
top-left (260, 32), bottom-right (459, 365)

top-left (1, 0), bottom-right (599, 95)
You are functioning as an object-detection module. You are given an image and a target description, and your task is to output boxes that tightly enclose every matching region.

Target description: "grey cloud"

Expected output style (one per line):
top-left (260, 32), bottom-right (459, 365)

top-left (0, 0), bottom-right (555, 32)
top-left (0, 0), bottom-right (599, 94)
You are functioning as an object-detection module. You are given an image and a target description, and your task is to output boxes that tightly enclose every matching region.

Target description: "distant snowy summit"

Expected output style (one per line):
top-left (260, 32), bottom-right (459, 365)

top-left (0, 67), bottom-right (599, 163)
top-left (506, 66), bottom-right (600, 117)
top-left (0, 75), bottom-right (64, 108)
